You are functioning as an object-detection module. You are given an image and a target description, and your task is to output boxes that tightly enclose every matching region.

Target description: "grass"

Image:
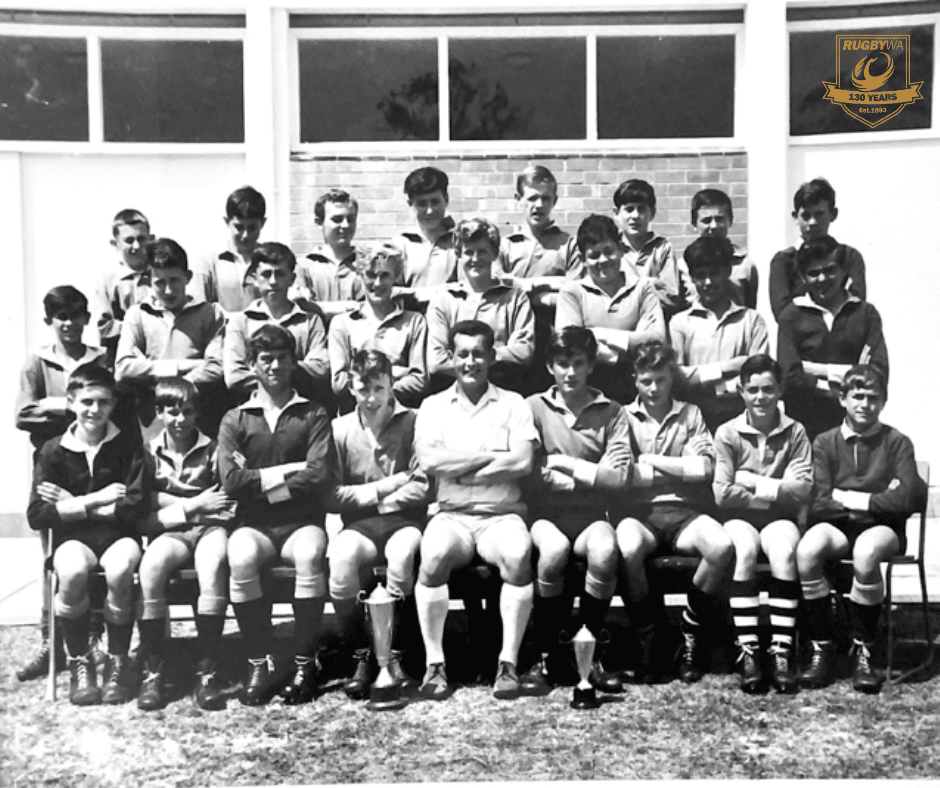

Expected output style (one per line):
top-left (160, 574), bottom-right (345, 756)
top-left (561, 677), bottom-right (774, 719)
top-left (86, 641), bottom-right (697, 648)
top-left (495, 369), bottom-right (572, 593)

top-left (2, 610), bottom-right (940, 786)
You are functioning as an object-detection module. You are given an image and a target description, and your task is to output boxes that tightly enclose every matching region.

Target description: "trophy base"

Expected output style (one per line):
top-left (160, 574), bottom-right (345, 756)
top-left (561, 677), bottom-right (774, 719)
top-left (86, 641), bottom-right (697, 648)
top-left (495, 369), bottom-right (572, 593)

top-left (367, 682), bottom-right (407, 712)
top-left (570, 686), bottom-right (599, 710)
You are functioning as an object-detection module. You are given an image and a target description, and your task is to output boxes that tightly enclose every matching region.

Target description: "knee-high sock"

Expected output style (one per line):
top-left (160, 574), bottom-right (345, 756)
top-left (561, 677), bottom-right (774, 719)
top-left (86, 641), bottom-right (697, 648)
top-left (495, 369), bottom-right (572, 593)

top-left (232, 599), bottom-right (272, 661)
top-left (730, 579), bottom-right (761, 646)
top-left (137, 618), bottom-right (166, 667)
top-left (768, 577), bottom-right (800, 648)
top-left (579, 589), bottom-right (612, 640)
top-left (415, 582), bottom-right (449, 666)
top-left (849, 579), bottom-right (885, 644)
top-left (498, 582), bottom-right (534, 666)
top-left (391, 594), bottom-right (419, 654)
top-left (801, 577), bottom-right (834, 643)
top-left (332, 596), bottom-right (369, 651)
top-left (292, 597), bottom-right (325, 660)
top-left (59, 611), bottom-right (91, 659)
top-left (533, 591), bottom-right (569, 656)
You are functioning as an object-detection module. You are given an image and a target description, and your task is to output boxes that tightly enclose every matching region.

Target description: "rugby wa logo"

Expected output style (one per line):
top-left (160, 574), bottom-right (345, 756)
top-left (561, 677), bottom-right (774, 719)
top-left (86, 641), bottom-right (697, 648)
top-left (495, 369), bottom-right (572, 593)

top-left (822, 34), bottom-right (923, 128)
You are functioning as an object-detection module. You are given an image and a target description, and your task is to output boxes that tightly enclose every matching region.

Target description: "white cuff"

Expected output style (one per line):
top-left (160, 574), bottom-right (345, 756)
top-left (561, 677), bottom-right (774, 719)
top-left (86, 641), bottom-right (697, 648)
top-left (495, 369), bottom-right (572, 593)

top-left (827, 364), bottom-right (849, 384)
top-left (153, 360), bottom-right (178, 378)
top-left (816, 377), bottom-right (832, 391)
top-left (377, 500), bottom-right (402, 514)
top-left (838, 489), bottom-right (871, 511)
top-left (157, 503), bottom-right (188, 528)
top-left (748, 496), bottom-right (772, 510)
top-left (682, 456), bottom-right (709, 482)
top-left (260, 467), bottom-right (291, 504)
top-left (754, 475), bottom-right (781, 502)
top-left (40, 396), bottom-right (68, 413)
top-left (363, 483), bottom-right (380, 508)
top-left (56, 499), bottom-right (88, 521)
top-left (699, 363), bottom-right (723, 384)
top-left (633, 464), bottom-right (656, 488)
top-left (572, 459), bottom-right (599, 488)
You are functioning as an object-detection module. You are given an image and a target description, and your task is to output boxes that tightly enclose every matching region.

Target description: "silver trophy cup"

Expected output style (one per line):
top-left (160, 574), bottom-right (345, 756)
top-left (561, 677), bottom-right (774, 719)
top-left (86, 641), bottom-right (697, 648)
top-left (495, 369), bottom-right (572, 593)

top-left (361, 583), bottom-right (406, 711)
top-left (569, 625), bottom-right (600, 710)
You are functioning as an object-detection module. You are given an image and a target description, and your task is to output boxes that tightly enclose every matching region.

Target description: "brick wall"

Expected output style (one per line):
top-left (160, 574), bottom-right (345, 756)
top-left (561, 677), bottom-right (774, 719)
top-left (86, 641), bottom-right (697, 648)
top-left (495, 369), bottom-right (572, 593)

top-left (289, 151), bottom-right (748, 258)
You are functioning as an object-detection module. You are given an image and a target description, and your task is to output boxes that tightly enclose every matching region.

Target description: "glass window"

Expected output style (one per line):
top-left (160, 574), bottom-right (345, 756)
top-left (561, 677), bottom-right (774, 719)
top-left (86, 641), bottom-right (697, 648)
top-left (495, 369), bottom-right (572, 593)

top-left (597, 35), bottom-right (735, 138)
top-left (790, 25), bottom-right (933, 135)
top-left (0, 36), bottom-right (88, 141)
top-left (102, 40), bottom-right (244, 142)
top-left (299, 39), bottom-right (438, 142)
top-left (448, 38), bottom-right (586, 140)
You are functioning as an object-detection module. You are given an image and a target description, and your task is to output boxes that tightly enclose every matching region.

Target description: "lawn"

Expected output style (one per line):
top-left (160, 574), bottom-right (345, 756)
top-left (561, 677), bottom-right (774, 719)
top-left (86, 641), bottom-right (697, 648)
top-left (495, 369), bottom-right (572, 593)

top-left (2, 613), bottom-right (940, 787)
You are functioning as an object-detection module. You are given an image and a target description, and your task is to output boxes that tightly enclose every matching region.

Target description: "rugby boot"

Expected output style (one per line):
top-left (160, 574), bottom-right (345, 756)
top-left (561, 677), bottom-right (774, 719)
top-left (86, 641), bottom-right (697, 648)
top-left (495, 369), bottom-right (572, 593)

top-left (419, 662), bottom-right (451, 700)
top-left (68, 653), bottom-right (102, 707)
top-left (520, 654), bottom-right (552, 696)
top-left (493, 660), bottom-right (521, 700)
top-left (768, 642), bottom-right (798, 694)
top-left (799, 640), bottom-right (833, 689)
top-left (851, 640), bottom-right (883, 694)
top-left (136, 658), bottom-right (166, 711)
top-left (102, 654), bottom-right (134, 705)
top-left (343, 648), bottom-right (374, 700)
top-left (282, 656), bottom-right (319, 706)
top-left (240, 654), bottom-right (279, 706)
top-left (736, 641), bottom-right (764, 694)
top-left (676, 620), bottom-right (704, 684)
top-left (195, 659), bottom-right (226, 711)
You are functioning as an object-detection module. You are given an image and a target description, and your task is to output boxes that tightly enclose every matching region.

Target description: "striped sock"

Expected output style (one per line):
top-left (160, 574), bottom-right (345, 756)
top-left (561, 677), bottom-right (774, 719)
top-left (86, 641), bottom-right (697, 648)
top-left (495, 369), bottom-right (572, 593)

top-left (729, 579), bottom-right (760, 647)
top-left (768, 577), bottom-right (800, 649)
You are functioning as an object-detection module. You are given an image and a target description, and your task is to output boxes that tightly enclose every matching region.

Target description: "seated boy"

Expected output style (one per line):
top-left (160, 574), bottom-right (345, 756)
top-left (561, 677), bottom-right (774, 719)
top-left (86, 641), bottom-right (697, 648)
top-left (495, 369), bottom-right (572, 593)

top-left (191, 185), bottom-right (265, 314)
top-left (223, 242), bottom-right (331, 410)
top-left (27, 365), bottom-right (150, 706)
top-left (613, 179), bottom-right (689, 317)
top-left (777, 235), bottom-right (888, 439)
top-left (522, 326), bottom-right (632, 696)
top-left (328, 349), bottom-right (428, 699)
top-left (292, 189), bottom-right (365, 322)
top-left (218, 324), bottom-right (335, 706)
top-left (15, 286), bottom-right (109, 681)
top-left (797, 365), bottom-right (922, 694)
top-left (414, 320), bottom-right (537, 701)
top-left (615, 341), bottom-right (733, 684)
top-left (769, 177), bottom-right (866, 321)
top-left (427, 218), bottom-right (534, 394)
top-left (556, 214), bottom-right (665, 404)
top-left (669, 236), bottom-right (770, 432)
top-left (94, 208), bottom-right (154, 364)
top-left (328, 245), bottom-right (428, 412)
top-left (685, 188), bottom-right (758, 309)
top-left (136, 377), bottom-right (235, 712)
top-left (390, 166), bottom-right (458, 309)
top-left (115, 238), bottom-right (226, 439)
top-left (713, 355), bottom-right (814, 694)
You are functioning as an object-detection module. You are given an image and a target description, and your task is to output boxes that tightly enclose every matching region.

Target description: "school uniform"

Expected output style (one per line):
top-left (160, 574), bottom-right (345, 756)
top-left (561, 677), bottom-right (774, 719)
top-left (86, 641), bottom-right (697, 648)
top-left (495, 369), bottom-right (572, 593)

top-left (497, 224), bottom-right (584, 281)
top-left (679, 242), bottom-right (759, 309)
top-left (94, 262), bottom-right (152, 360)
top-left (190, 251), bottom-right (260, 315)
top-left (392, 218), bottom-right (458, 291)
top-left (620, 232), bottom-right (690, 316)
top-left (768, 241), bottom-right (866, 321)
top-left (293, 245), bottom-right (364, 307)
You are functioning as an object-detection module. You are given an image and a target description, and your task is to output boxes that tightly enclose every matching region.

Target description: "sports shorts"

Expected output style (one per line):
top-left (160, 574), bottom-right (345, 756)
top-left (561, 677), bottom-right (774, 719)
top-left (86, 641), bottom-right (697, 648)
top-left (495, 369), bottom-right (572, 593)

top-left (159, 524), bottom-right (227, 553)
top-left (60, 531), bottom-right (141, 560)
top-left (634, 503), bottom-right (703, 553)
top-left (530, 507), bottom-right (609, 541)
top-left (426, 510), bottom-right (528, 565)
top-left (234, 521), bottom-right (325, 555)
top-left (816, 512), bottom-right (908, 554)
top-left (344, 513), bottom-right (424, 555)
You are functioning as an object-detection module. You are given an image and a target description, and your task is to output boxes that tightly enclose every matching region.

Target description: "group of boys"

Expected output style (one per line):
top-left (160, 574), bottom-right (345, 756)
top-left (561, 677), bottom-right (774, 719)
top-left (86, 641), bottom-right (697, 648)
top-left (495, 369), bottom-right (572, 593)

top-left (15, 165), bottom-right (921, 712)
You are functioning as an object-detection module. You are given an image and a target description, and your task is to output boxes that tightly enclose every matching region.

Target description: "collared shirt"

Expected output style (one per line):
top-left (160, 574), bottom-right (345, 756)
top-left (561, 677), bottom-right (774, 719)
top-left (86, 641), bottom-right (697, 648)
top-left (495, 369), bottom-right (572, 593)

top-left (115, 295), bottom-right (225, 386)
top-left (190, 250), bottom-right (260, 315)
top-left (293, 245), bottom-right (365, 305)
top-left (393, 217), bottom-right (458, 289)
top-left (427, 281), bottom-right (535, 375)
top-left (497, 224), bottom-right (584, 281)
top-left (223, 298), bottom-right (329, 398)
top-left (328, 302), bottom-right (427, 399)
top-left (149, 429), bottom-right (217, 495)
top-left (768, 241), bottom-right (866, 322)
top-left (679, 242), bottom-right (759, 310)
top-left (415, 382), bottom-right (538, 515)
top-left (94, 262), bottom-right (152, 345)
top-left (555, 271), bottom-right (665, 341)
top-left (60, 421), bottom-right (122, 474)
top-left (330, 403), bottom-right (429, 523)
top-left (620, 232), bottom-right (690, 315)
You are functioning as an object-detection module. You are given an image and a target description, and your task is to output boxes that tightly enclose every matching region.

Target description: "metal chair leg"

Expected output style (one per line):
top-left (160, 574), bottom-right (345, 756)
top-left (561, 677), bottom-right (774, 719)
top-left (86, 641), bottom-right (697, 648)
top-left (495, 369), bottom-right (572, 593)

top-left (45, 564), bottom-right (57, 702)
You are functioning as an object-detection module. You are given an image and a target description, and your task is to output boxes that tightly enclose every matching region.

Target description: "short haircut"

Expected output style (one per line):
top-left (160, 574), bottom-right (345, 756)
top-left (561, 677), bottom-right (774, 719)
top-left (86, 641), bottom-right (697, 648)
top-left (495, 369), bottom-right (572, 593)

top-left (404, 166), bottom-right (449, 200)
top-left (793, 177), bottom-right (837, 214)
top-left (576, 214), bottom-right (621, 254)
top-left (633, 340), bottom-right (677, 375)
top-left (146, 238), bottom-right (188, 273)
top-left (448, 319), bottom-right (495, 354)
top-left (225, 185), bottom-right (266, 220)
top-left (841, 364), bottom-right (887, 399)
top-left (690, 188), bottom-right (733, 225)
top-left (349, 348), bottom-right (393, 385)
top-left (740, 353), bottom-right (782, 386)
top-left (796, 235), bottom-right (842, 274)
top-left (546, 326), bottom-right (598, 365)
top-left (249, 241), bottom-right (297, 277)
top-left (456, 217), bottom-right (500, 255)
top-left (155, 377), bottom-right (198, 410)
top-left (613, 179), bottom-right (656, 211)
top-left (354, 243), bottom-right (403, 280)
top-left (516, 164), bottom-right (557, 196)
top-left (314, 188), bottom-right (358, 224)
top-left (112, 208), bottom-right (149, 238)
top-left (43, 285), bottom-right (88, 319)
top-left (683, 236), bottom-right (735, 276)
top-left (248, 324), bottom-right (296, 364)
top-left (67, 363), bottom-right (116, 396)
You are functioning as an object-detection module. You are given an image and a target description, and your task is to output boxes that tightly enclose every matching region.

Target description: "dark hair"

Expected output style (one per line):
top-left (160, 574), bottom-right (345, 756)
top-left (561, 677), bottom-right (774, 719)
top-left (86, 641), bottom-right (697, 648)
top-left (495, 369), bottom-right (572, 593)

top-left (448, 319), bottom-right (495, 353)
top-left (146, 238), bottom-right (189, 273)
top-left (155, 377), bottom-right (198, 410)
top-left (67, 364), bottom-right (116, 396)
top-left (225, 185), bottom-right (266, 220)
top-left (248, 324), bottom-right (297, 364)
top-left (43, 285), bottom-right (88, 320)
top-left (354, 243), bottom-right (403, 279)
top-left (841, 364), bottom-right (887, 399)
top-left (690, 188), bottom-right (733, 225)
top-left (349, 348), bottom-right (393, 385)
top-left (249, 242), bottom-right (297, 277)
top-left (739, 354), bottom-right (783, 386)
top-left (683, 236), bottom-right (735, 276)
top-left (404, 166), bottom-right (449, 201)
top-left (613, 179), bottom-right (656, 211)
top-left (111, 208), bottom-right (149, 238)
top-left (796, 235), bottom-right (842, 275)
top-left (546, 326), bottom-right (598, 365)
top-left (516, 164), bottom-right (557, 197)
top-left (314, 188), bottom-right (358, 224)
top-left (576, 214), bottom-right (622, 254)
top-left (792, 177), bottom-right (837, 214)
top-left (456, 217), bottom-right (500, 255)
top-left (633, 340), bottom-right (677, 375)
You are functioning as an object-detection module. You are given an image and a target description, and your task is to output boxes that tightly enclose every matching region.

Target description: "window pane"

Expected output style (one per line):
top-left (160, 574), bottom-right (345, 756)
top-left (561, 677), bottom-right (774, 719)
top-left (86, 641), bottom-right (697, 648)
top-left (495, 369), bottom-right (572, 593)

top-left (299, 39), bottom-right (438, 142)
top-left (597, 35), bottom-right (735, 138)
top-left (790, 25), bottom-right (932, 136)
top-left (0, 37), bottom-right (88, 141)
top-left (102, 40), bottom-right (244, 142)
top-left (448, 38), bottom-right (585, 140)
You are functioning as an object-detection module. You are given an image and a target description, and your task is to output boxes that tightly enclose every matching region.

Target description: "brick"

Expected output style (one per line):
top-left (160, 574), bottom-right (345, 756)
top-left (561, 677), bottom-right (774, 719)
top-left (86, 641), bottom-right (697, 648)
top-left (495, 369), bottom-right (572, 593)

top-left (653, 171), bottom-right (686, 184)
top-left (602, 158), bottom-right (636, 172)
top-left (703, 156), bottom-right (732, 170)
top-left (721, 169), bottom-right (748, 183)
top-left (581, 198), bottom-right (612, 212)
top-left (729, 182), bottom-right (747, 197)
top-left (668, 157), bottom-right (703, 171)
top-left (583, 170), bottom-right (621, 186)
top-left (664, 183), bottom-right (703, 199)
top-left (566, 158), bottom-right (600, 172)
top-left (554, 170), bottom-right (585, 185)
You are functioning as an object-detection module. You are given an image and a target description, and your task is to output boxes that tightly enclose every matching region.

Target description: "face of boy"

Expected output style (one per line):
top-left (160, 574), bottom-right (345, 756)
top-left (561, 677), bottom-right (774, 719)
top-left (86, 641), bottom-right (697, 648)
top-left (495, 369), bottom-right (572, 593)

top-left (112, 222), bottom-right (152, 271)
top-left (518, 184), bottom-right (557, 231)
top-left (459, 238), bottom-right (497, 284)
top-left (360, 261), bottom-right (395, 304)
top-left (795, 200), bottom-right (836, 241)
top-left (453, 333), bottom-right (494, 393)
top-left (320, 201), bottom-right (357, 249)
top-left (549, 352), bottom-right (593, 396)
top-left (409, 190), bottom-right (448, 229)
top-left (801, 252), bottom-right (845, 308)
top-left (741, 371), bottom-right (782, 423)
top-left (351, 373), bottom-right (394, 414)
top-left (615, 202), bottom-right (654, 238)
top-left (253, 261), bottom-right (295, 300)
top-left (690, 264), bottom-right (732, 310)
top-left (158, 401), bottom-right (198, 443)
top-left (634, 368), bottom-right (673, 411)
top-left (583, 239), bottom-right (624, 288)
top-left (68, 384), bottom-right (116, 434)
top-left (47, 308), bottom-right (90, 347)
top-left (841, 385), bottom-right (884, 432)
top-left (152, 266), bottom-right (192, 312)
top-left (253, 348), bottom-right (296, 393)
top-left (226, 216), bottom-right (265, 252)
top-left (695, 206), bottom-right (731, 239)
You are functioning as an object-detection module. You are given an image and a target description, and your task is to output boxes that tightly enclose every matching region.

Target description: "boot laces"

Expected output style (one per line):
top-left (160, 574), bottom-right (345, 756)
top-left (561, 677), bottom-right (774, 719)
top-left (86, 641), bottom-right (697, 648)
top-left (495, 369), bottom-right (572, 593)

top-left (768, 642), bottom-right (791, 672)
top-left (808, 641), bottom-right (827, 668)
top-left (681, 628), bottom-right (698, 663)
top-left (853, 641), bottom-right (873, 671)
top-left (72, 656), bottom-right (91, 687)
top-left (736, 641), bottom-right (759, 664)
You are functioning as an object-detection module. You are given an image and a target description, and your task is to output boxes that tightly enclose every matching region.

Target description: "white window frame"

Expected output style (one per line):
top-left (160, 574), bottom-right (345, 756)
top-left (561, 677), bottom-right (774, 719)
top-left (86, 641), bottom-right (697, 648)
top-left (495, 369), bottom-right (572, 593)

top-left (289, 21), bottom-right (746, 155)
top-left (0, 22), bottom-right (247, 154)
top-left (788, 10), bottom-right (939, 146)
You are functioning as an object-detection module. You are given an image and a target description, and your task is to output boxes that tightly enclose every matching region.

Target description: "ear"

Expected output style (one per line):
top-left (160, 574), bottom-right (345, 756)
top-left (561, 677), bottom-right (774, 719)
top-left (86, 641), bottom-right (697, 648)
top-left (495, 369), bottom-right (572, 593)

top-left (258, 217), bottom-right (267, 230)
top-left (830, 206), bottom-right (839, 222)
top-left (649, 206), bottom-right (657, 220)
top-left (551, 193), bottom-right (558, 207)
top-left (110, 237), bottom-right (117, 248)
top-left (185, 270), bottom-right (193, 284)
top-left (44, 315), bottom-right (52, 326)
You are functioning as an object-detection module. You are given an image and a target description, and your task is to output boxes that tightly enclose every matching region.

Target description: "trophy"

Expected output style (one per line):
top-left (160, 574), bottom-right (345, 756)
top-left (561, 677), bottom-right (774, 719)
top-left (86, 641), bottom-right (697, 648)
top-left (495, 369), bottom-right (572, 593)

top-left (361, 583), bottom-right (407, 712)
top-left (566, 625), bottom-right (599, 710)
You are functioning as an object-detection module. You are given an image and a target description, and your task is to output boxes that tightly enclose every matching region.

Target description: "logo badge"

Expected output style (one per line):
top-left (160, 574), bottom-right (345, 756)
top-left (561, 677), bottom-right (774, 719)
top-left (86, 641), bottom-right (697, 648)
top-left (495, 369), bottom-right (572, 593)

top-left (822, 35), bottom-right (923, 128)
